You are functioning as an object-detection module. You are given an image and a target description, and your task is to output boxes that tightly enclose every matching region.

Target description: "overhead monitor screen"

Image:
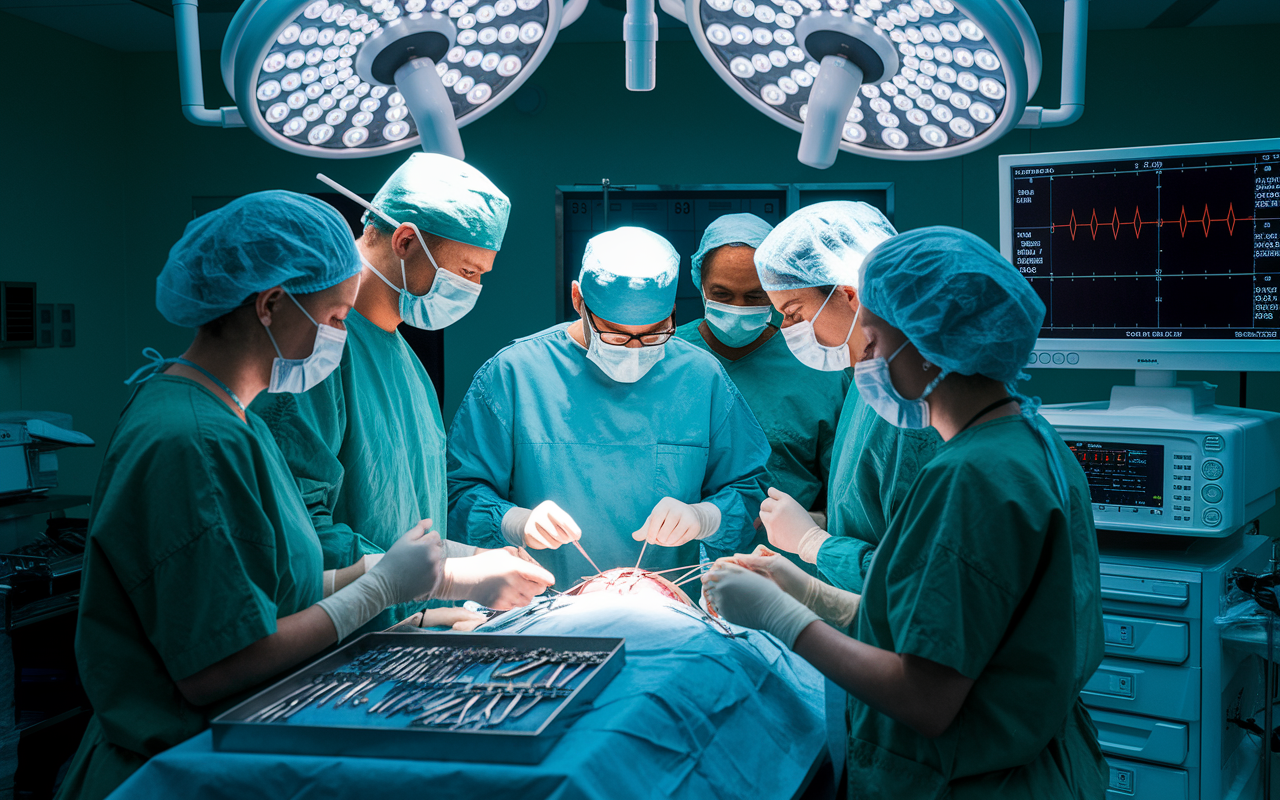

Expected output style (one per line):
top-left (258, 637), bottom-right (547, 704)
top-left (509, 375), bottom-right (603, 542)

top-left (1009, 147), bottom-right (1280, 341)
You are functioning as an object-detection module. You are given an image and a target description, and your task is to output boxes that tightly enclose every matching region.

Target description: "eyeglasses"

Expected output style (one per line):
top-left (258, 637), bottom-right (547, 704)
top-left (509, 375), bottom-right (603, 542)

top-left (585, 307), bottom-right (674, 347)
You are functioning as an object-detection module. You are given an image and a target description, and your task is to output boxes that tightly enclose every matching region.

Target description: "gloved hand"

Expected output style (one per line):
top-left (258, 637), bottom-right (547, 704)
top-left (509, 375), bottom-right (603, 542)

top-left (401, 607), bottom-right (488, 631)
top-left (631, 497), bottom-right (722, 546)
top-left (432, 547), bottom-right (555, 609)
top-left (501, 501), bottom-right (582, 550)
top-left (318, 520), bottom-right (444, 640)
top-left (701, 562), bottom-right (821, 649)
top-left (731, 545), bottom-right (860, 628)
top-left (760, 487), bottom-right (830, 563)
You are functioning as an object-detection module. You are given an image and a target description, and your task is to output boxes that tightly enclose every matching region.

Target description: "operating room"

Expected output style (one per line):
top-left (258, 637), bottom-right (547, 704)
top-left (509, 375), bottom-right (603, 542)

top-left (2, 0), bottom-right (1280, 798)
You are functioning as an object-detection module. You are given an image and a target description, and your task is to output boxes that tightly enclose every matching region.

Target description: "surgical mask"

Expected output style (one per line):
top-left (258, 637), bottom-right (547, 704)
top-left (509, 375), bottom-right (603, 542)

top-left (854, 340), bottom-right (943, 429)
top-left (362, 234), bottom-right (482, 330)
top-left (704, 299), bottom-right (771, 348)
top-left (585, 324), bottom-right (665, 383)
top-left (319, 173), bottom-right (483, 331)
top-left (782, 287), bottom-right (857, 372)
top-left (263, 292), bottom-right (346, 394)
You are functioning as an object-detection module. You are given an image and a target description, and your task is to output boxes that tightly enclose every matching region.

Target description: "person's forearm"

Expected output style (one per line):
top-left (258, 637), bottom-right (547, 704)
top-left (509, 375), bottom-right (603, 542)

top-left (175, 606), bottom-right (338, 708)
top-left (792, 622), bottom-right (969, 738)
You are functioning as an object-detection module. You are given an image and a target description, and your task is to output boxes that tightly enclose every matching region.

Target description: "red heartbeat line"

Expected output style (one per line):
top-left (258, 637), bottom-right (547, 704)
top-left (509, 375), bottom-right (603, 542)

top-left (1051, 203), bottom-right (1253, 241)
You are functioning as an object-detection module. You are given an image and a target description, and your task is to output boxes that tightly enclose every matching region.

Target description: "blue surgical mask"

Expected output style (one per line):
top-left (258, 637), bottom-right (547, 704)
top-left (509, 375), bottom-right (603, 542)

top-left (362, 227), bottom-right (482, 330)
top-left (585, 325), bottom-right (665, 383)
top-left (853, 340), bottom-right (944, 429)
top-left (704, 299), bottom-right (771, 348)
top-left (263, 292), bottom-right (347, 394)
top-left (782, 287), bottom-right (857, 372)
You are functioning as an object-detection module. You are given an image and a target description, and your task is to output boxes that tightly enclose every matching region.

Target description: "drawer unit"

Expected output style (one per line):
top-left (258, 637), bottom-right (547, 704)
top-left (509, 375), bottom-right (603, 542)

top-left (1083, 659), bottom-right (1199, 721)
top-left (1089, 532), bottom-right (1270, 800)
top-left (1103, 615), bottom-right (1189, 664)
top-left (1107, 757), bottom-right (1189, 800)
top-left (1090, 709), bottom-right (1189, 766)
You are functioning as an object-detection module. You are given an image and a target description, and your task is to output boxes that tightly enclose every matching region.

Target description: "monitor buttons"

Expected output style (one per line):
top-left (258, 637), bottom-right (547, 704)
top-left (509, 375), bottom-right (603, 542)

top-left (1201, 460), bottom-right (1224, 481)
top-left (1066, 353), bottom-right (1079, 364)
top-left (1203, 508), bottom-right (1222, 526)
top-left (1051, 353), bottom-right (1065, 365)
top-left (1203, 435), bottom-right (1224, 453)
top-left (1201, 484), bottom-right (1223, 503)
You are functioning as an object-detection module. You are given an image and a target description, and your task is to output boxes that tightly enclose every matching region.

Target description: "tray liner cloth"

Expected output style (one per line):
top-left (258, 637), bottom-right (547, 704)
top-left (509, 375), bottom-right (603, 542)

top-left (107, 593), bottom-right (825, 800)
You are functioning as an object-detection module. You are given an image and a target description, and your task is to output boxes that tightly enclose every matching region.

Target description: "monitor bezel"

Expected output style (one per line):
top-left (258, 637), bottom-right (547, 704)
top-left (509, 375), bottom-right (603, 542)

top-left (998, 137), bottom-right (1280, 373)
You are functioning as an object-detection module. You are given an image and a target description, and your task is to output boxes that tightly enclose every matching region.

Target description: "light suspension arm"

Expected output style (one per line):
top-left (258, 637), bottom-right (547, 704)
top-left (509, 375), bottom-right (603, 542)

top-left (394, 58), bottom-right (466, 160)
top-left (173, 0), bottom-right (242, 127)
top-left (1017, 0), bottom-right (1087, 128)
top-left (625, 0), bottom-right (659, 90)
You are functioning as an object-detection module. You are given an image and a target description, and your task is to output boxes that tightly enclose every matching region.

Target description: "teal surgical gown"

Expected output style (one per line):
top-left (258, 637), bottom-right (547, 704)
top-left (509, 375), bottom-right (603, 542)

top-left (817, 391), bottom-right (940, 594)
top-left (252, 310), bottom-right (448, 628)
top-left (56, 376), bottom-right (323, 800)
top-left (447, 323), bottom-right (770, 592)
top-left (675, 321), bottom-right (847, 570)
top-left (847, 414), bottom-right (1107, 799)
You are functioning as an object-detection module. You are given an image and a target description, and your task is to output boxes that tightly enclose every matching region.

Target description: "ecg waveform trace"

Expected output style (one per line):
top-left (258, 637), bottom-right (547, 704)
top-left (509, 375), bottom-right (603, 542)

top-left (1050, 203), bottom-right (1253, 241)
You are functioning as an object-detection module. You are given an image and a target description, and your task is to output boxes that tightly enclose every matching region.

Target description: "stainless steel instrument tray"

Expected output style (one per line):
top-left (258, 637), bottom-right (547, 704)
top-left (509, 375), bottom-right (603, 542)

top-left (212, 631), bottom-right (625, 765)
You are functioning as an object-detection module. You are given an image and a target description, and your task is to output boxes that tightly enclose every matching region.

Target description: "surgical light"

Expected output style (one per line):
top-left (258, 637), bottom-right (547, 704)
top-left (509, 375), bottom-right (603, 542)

top-left (172, 0), bottom-right (588, 159)
top-left (668, 0), bottom-right (1089, 168)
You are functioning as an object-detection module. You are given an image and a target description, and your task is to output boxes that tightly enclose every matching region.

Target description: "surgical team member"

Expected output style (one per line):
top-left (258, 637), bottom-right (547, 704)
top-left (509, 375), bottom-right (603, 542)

top-left (448, 227), bottom-right (770, 590)
top-left (674, 213), bottom-right (848, 572)
top-left (58, 193), bottom-right (447, 800)
top-left (752, 202), bottom-right (940, 593)
top-left (705, 227), bottom-right (1106, 798)
top-left (254, 155), bottom-right (554, 629)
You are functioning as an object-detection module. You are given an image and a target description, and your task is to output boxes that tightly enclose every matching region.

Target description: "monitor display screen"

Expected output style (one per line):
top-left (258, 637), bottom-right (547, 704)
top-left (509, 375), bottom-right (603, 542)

top-left (1008, 146), bottom-right (1279, 342)
top-left (1066, 441), bottom-right (1165, 509)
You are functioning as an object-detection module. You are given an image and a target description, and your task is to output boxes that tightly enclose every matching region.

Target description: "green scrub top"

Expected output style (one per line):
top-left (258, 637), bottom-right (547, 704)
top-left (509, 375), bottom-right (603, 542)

top-left (675, 321), bottom-right (848, 570)
top-left (846, 415), bottom-right (1106, 799)
top-left (817, 391), bottom-right (941, 594)
top-left (447, 323), bottom-right (770, 592)
top-left (252, 310), bottom-right (449, 629)
top-left (56, 376), bottom-right (323, 800)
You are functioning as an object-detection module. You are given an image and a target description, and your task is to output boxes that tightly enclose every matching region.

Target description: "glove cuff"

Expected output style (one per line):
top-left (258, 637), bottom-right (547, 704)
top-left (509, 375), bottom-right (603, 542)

top-left (803, 579), bottom-right (860, 629)
top-left (430, 558), bottom-right (460, 601)
top-left (317, 569), bottom-right (394, 641)
top-left (692, 502), bottom-right (723, 541)
top-left (501, 506), bottom-right (533, 548)
top-left (797, 527), bottom-right (831, 564)
top-left (763, 590), bottom-right (823, 649)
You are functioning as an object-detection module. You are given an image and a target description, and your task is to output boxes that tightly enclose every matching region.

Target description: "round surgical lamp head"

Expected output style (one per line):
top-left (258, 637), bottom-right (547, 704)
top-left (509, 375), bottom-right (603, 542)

top-left (685, 0), bottom-right (1040, 167)
top-left (221, 0), bottom-right (561, 159)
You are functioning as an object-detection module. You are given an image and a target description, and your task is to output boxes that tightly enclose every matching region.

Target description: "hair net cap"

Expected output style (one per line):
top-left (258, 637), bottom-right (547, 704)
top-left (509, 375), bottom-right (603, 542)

top-left (754, 201), bottom-right (896, 291)
top-left (363, 153), bottom-right (511, 251)
top-left (691, 213), bottom-right (775, 290)
top-left (859, 226), bottom-right (1045, 384)
top-left (578, 227), bottom-right (680, 326)
top-left (156, 190), bottom-right (361, 328)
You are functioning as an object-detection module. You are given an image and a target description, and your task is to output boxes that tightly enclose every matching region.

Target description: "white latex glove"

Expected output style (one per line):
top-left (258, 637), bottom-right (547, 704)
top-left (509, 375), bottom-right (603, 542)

top-left (731, 546), bottom-right (860, 628)
top-left (760, 487), bottom-right (830, 562)
top-left (401, 607), bottom-right (487, 631)
top-left (701, 562), bottom-right (821, 649)
top-left (631, 497), bottom-right (721, 546)
top-left (317, 520), bottom-right (444, 640)
top-left (432, 547), bottom-right (555, 609)
top-left (501, 501), bottom-right (582, 550)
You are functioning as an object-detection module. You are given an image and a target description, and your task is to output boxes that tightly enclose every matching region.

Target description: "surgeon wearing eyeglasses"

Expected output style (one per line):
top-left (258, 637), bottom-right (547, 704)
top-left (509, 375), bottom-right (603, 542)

top-left (447, 227), bottom-right (771, 590)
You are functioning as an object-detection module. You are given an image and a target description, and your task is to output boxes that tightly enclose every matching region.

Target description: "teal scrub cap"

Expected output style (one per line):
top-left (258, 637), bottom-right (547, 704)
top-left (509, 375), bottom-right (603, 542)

top-left (156, 190), bottom-right (361, 328)
top-left (754, 201), bottom-right (896, 291)
top-left (691, 213), bottom-right (775, 290)
top-left (859, 226), bottom-right (1045, 385)
top-left (362, 153), bottom-right (510, 251)
top-left (578, 227), bottom-right (680, 326)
